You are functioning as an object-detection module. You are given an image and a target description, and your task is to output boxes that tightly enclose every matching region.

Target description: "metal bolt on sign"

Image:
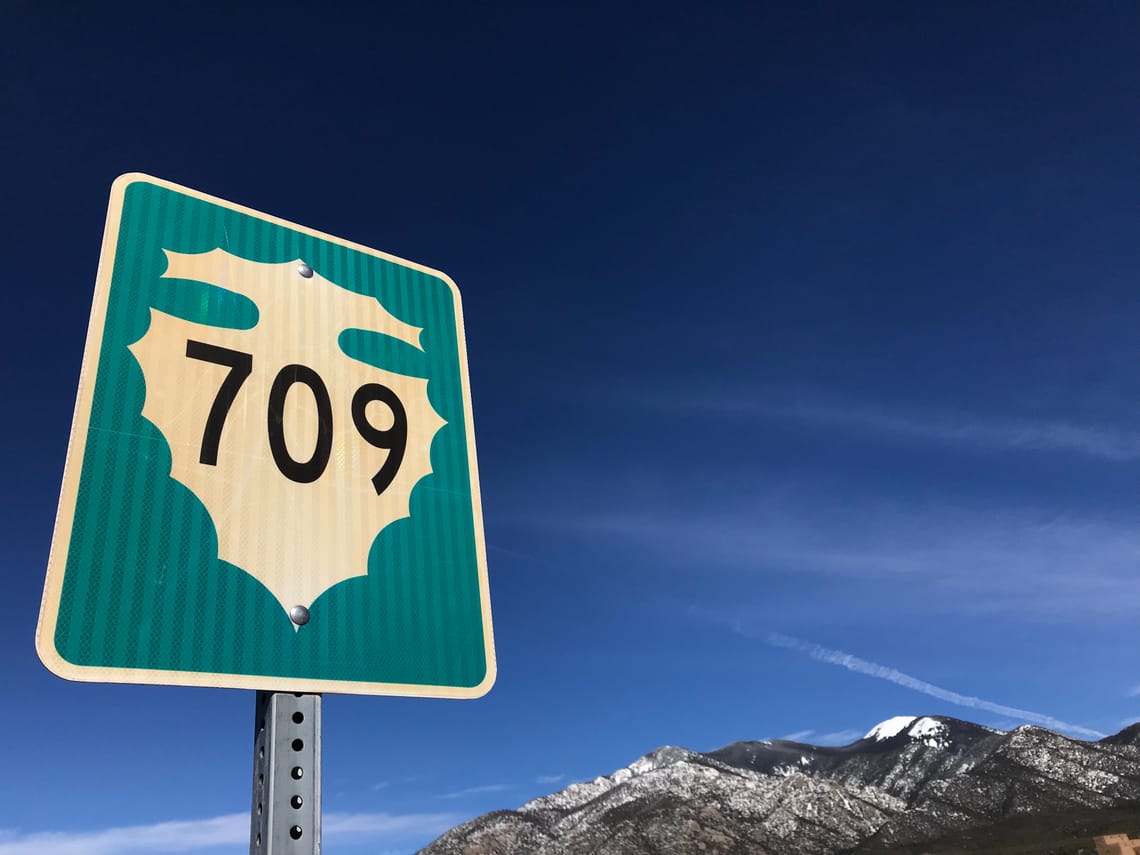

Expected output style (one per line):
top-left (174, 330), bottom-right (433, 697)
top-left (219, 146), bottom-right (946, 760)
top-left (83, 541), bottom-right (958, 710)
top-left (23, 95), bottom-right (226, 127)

top-left (250, 692), bottom-right (321, 854)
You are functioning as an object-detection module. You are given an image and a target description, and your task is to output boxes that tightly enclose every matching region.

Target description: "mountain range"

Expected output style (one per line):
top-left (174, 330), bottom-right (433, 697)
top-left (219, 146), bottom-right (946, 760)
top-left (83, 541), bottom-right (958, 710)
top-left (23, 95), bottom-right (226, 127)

top-left (417, 715), bottom-right (1140, 854)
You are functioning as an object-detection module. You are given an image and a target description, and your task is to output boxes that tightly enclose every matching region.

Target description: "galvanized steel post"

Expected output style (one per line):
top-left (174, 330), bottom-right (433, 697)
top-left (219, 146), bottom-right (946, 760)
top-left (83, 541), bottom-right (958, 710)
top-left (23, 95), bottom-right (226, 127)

top-left (250, 692), bottom-right (322, 854)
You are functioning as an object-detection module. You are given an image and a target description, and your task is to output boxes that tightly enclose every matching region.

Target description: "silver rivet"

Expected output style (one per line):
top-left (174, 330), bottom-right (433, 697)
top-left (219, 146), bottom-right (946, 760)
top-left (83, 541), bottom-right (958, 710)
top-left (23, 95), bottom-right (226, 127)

top-left (290, 605), bottom-right (310, 626)
top-left (297, 263), bottom-right (314, 278)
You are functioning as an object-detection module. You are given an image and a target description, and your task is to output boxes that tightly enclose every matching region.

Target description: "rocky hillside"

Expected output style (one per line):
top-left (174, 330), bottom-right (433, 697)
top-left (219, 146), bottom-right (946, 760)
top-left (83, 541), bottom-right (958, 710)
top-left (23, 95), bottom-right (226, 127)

top-left (417, 715), bottom-right (1140, 855)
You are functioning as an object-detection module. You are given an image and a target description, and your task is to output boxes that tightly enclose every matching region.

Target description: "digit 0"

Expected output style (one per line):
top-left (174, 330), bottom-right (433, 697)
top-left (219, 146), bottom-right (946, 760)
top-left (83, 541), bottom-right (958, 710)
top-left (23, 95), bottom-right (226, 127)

top-left (267, 365), bottom-right (334, 484)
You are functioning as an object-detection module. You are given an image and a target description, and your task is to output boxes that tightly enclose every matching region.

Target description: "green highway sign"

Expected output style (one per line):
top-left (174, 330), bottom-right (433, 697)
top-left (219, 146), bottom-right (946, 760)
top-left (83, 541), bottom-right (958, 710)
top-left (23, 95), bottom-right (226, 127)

top-left (36, 174), bottom-right (495, 697)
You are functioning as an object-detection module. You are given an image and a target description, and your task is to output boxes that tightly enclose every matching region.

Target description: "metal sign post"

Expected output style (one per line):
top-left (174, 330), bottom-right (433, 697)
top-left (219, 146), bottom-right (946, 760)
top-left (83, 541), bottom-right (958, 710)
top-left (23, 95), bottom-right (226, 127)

top-left (35, 173), bottom-right (496, 855)
top-left (250, 692), bottom-right (321, 854)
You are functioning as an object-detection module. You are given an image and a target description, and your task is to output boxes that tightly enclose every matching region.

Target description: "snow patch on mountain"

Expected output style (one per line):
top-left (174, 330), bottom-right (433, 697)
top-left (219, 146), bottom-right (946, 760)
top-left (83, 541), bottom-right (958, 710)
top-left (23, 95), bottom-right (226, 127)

top-left (865, 716), bottom-right (918, 741)
top-left (910, 717), bottom-right (949, 748)
top-left (628, 745), bottom-right (691, 775)
top-left (521, 746), bottom-right (697, 815)
top-left (862, 715), bottom-right (950, 748)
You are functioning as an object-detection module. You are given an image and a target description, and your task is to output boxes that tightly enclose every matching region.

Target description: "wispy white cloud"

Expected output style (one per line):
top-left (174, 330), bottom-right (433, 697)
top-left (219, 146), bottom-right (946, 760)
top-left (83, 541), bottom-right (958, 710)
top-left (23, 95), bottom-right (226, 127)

top-left (765, 632), bottom-right (1105, 740)
top-left (324, 811), bottom-right (460, 837)
top-left (0, 815), bottom-right (246, 855)
top-left (581, 502), bottom-right (1140, 624)
top-left (779, 729), bottom-right (814, 742)
top-left (536, 774), bottom-right (566, 784)
top-left (434, 783), bottom-right (511, 800)
top-left (774, 728), bottom-right (867, 746)
top-left (0, 811), bottom-right (460, 855)
top-left (541, 389), bottom-right (1140, 625)
top-left (982, 720), bottom-right (1021, 733)
top-left (816, 729), bottom-right (864, 746)
top-left (698, 395), bottom-right (1140, 461)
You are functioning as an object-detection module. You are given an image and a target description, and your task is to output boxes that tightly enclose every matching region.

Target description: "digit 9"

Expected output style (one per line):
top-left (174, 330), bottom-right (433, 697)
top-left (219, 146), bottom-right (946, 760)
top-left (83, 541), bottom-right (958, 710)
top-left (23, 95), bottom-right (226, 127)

top-left (351, 383), bottom-right (408, 495)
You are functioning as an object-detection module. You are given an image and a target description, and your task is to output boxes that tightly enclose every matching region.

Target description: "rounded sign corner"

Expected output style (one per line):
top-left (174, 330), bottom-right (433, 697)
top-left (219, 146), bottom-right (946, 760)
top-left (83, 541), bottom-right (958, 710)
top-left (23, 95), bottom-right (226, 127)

top-left (466, 658), bottom-right (498, 699)
top-left (34, 630), bottom-right (85, 684)
top-left (110, 172), bottom-right (159, 196)
top-left (430, 268), bottom-right (464, 304)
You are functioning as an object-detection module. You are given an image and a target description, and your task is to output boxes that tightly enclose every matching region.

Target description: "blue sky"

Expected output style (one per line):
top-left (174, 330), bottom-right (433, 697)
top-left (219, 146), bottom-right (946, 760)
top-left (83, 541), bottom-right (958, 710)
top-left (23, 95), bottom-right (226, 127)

top-left (5, 2), bottom-right (1140, 853)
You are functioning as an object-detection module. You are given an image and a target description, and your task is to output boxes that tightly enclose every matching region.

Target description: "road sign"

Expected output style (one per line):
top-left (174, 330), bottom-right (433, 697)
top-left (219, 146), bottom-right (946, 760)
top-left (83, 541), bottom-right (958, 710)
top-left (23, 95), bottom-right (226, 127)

top-left (36, 174), bottom-right (495, 697)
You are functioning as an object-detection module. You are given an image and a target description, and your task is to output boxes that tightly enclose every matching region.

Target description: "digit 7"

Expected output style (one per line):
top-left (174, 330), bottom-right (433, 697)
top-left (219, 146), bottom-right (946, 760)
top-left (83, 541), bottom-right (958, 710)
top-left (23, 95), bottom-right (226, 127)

top-left (185, 340), bottom-right (253, 466)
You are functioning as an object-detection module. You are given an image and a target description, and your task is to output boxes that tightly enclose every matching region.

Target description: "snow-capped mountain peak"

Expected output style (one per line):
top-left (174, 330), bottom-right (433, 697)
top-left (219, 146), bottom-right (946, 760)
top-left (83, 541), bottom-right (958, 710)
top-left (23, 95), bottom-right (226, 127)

top-left (864, 715), bottom-right (918, 741)
top-left (627, 745), bottom-right (691, 775)
top-left (862, 715), bottom-right (950, 748)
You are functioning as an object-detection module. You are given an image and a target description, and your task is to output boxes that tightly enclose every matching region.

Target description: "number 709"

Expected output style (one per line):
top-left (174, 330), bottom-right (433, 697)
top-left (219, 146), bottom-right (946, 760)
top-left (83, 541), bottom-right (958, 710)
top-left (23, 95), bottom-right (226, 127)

top-left (185, 340), bottom-right (408, 494)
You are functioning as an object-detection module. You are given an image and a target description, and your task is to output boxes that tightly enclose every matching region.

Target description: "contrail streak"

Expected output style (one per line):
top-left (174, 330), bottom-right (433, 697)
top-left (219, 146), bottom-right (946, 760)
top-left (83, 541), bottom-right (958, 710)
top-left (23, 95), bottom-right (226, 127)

top-left (767, 632), bottom-right (1105, 740)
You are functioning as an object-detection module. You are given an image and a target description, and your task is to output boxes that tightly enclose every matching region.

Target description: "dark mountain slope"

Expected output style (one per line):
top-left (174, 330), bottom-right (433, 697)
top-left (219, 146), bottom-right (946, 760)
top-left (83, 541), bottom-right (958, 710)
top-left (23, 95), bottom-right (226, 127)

top-left (418, 715), bottom-right (1140, 855)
